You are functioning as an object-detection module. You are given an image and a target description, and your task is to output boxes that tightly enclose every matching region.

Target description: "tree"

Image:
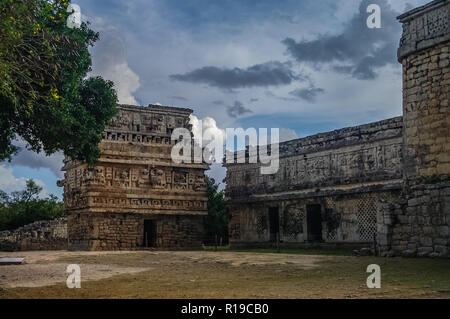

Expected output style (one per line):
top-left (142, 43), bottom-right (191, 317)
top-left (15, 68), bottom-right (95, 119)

top-left (204, 176), bottom-right (229, 245)
top-left (10, 179), bottom-right (42, 202)
top-left (0, 0), bottom-right (118, 164)
top-left (0, 179), bottom-right (64, 231)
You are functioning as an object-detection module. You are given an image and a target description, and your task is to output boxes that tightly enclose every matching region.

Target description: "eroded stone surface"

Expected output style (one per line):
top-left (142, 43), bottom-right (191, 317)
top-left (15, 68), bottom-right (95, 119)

top-left (0, 218), bottom-right (67, 251)
top-left (224, 1), bottom-right (450, 257)
top-left (61, 104), bottom-right (209, 250)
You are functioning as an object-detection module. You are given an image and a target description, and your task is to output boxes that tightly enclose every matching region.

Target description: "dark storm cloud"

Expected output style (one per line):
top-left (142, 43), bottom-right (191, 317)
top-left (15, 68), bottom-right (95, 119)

top-left (3, 140), bottom-right (64, 178)
top-left (282, 0), bottom-right (401, 80)
top-left (289, 87), bottom-right (325, 102)
top-left (226, 101), bottom-right (253, 118)
top-left (170, 61), bottom-right (304, 89)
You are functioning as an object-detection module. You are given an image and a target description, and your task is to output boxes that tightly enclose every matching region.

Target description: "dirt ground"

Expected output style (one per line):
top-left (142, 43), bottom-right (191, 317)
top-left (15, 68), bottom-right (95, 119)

top-left (0, 250), bottom-right (326, 288)
top-left (0, 250), bottom-right (449, 298)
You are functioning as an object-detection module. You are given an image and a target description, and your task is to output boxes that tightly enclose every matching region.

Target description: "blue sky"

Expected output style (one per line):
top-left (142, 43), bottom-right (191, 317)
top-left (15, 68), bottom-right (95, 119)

top-left (0, 0), bottom-right (430, 198)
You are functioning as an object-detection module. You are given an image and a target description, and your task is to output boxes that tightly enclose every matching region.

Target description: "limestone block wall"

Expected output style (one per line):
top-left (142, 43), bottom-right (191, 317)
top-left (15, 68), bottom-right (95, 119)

top-left (225, 117), bottom-right (403, 202)
top-left (68, 213), bottom-right (204, 251)
top-left (382, 0), bottom-right (450, 257)
top-left (225, 117), bottom-right (404, 247)
top-left (398, 0), bottom-right (449, 179)
top-left (61, 104), bottom-right (209, 250)
top-left (401, 42), bottom-right (450, 178)
top-left (0, 217), bottom-right (67, 251)
top-left (378, 180), bottom-right (450, 257)
top-left (229, 191), bottom-right (400, 246)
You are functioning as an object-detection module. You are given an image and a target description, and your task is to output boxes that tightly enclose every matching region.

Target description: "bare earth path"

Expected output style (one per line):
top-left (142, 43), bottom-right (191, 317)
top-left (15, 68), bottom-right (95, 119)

top-left (0, 250), bottom-right (449, 298)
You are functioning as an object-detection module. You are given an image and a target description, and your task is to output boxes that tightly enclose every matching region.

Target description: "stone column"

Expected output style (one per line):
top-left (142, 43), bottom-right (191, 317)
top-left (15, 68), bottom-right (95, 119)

top-left (398, 0), bottom-right (450, 179)
top-left (394, 0), bottom-right (450, 257)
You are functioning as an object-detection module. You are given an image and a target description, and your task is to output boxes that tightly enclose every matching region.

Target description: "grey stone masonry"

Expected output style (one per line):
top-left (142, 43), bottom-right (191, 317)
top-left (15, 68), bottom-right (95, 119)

top-left (0, 217), bottom-right (67, 251)
top-left (398, 0), bottom-right (450, 61)
top-left (225, 117), bottom-right (403, 203)
top-left (225, 1), bottom-right (450, 255)
top-left (381, 0), bottom-right (450, 257)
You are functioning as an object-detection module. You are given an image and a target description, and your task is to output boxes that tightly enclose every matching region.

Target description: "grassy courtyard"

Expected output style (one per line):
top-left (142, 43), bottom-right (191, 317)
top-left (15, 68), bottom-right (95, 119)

top-left (0, 249), bottom-right (449, 299)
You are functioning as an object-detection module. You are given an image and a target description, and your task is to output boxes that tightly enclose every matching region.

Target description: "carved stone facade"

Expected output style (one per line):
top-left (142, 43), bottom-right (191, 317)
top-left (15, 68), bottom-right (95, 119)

top-left (225, 118), bottom-right (404, 247)
top-left (60, 104), bottom-right (209, 250)
top-left (225, 1), bottom-right (450, 257)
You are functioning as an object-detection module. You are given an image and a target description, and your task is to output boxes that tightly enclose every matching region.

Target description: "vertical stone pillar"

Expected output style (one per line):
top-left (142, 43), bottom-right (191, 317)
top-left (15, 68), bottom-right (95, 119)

top-left (394, 0), bottom-right (450, 257)
top-left (398, 0), bottom-right (450, 180)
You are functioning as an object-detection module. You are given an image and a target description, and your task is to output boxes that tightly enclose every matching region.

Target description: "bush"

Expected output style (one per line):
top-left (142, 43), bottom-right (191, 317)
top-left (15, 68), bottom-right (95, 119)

top-left (0, 179), bottom-right (64, 231)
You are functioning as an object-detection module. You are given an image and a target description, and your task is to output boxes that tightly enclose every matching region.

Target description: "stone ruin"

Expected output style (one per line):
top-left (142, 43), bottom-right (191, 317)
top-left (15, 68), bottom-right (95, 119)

top-left (0, 104), bottom-right (210, 251)
top-left (0, 0), bottom-right (448, 256)
top-left (224, 0), bottom-right (450, 257)
top-left (0, 218), bottom-right (67, 251)
top-left (59, 104), bottom-right (210, 250)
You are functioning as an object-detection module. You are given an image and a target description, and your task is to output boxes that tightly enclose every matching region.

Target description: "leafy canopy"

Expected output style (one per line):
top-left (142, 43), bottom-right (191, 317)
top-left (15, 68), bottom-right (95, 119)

top-left (0, 0), bottom-right (118, 164)
top-left (0, 179), bottom-right (64, 231)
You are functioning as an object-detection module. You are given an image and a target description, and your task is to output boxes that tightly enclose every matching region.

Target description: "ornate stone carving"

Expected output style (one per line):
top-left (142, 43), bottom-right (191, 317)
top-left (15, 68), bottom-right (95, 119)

top-left (60, 104), bottom-right (210, 250)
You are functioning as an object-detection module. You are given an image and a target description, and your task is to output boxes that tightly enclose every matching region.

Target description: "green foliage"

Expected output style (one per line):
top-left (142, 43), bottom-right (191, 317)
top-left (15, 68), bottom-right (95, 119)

top-left (203, 176), bottom-right (229, 245)
top-left (0, 179), bottom-right (63, 231)
top-left (0, 0), bottom-right (118, 164)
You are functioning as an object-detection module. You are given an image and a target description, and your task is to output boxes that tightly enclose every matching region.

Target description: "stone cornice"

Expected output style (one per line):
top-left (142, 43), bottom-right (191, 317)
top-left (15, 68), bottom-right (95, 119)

top-left (398, 0), bottom-right (450, 61)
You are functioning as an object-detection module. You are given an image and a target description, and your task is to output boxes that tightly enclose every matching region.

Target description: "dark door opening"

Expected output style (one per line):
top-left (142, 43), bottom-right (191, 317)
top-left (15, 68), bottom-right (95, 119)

top-left (143, 220), bottom-right (157, 247)
top-left (307, 204), bottom-right (323, 242)
top-left (268, 207), bottom-right (279, 242)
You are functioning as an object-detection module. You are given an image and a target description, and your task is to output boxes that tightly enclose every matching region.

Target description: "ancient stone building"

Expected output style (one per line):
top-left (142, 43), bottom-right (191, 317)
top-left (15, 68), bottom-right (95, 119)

top-left (225, 118), bottom-right (404, 247)
top-left (224, 0), bottom-right (450, 257)
top-left (59, 104), bottom-right (209, 250)
top-left (378, 0), bottom-right (450, 257)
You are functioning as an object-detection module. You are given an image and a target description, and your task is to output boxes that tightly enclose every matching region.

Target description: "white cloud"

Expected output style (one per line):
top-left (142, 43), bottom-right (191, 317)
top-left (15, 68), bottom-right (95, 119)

top-left (0, 166), bottom-right (49, 198)
top-left (87, 16), bottom-right (141, 105)
top-left (97, 62), bottom-right (141, 105)
top-left (189, 115), bottom-right (226, 145)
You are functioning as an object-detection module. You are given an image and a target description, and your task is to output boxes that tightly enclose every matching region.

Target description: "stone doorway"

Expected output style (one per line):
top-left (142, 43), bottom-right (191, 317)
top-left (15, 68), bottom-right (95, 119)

top-left (268, 207), bottom-right (280, 242)
top-left (143, 220), bottom-right (157, 248)
top-left (307, 204), bottom-right (323, 242)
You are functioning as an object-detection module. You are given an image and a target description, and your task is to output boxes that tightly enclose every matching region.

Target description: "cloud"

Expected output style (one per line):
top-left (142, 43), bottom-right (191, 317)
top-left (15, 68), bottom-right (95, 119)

top-left (0, 166), bottom-right (49, 198)
top-left (2, 139), bottom-right (64, 178)
top-left (97, 62), bottom-right (141, 104)
top-left (289, 86), bottom-right (325, 102)
top-left (189, 115), bottom-right (226, 145)
top-left (226, 101), bottom-right (253, 118)
top-left (88, 18), bottom-right (141, 104)
top-left (282, 0), bottom-right (401, 80)
top-left (170, 61), bottom-right (303, 89)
